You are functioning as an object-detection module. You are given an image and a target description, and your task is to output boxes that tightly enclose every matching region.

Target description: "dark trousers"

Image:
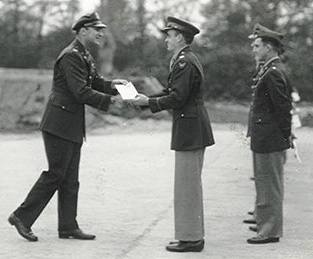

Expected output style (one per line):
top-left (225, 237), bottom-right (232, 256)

top-left (253, 151), bottom-right (284, 238)
top-left (14, 131), bottom-right (82, 231)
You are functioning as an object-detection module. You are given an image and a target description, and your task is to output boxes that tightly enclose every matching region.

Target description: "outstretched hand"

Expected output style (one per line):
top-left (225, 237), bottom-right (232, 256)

top-left (127, 93), bottom-right (149, 106)
top-left (112, 79), bottom-right (128, 89)
top-left (111, 94), bottom-right (124, 108)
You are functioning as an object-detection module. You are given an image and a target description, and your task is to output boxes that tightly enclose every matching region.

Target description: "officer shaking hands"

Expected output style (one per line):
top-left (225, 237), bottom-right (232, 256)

top-left (128, 16), bottom-right (214, 253)
top-left (8, 12), bottom-right (126, 242)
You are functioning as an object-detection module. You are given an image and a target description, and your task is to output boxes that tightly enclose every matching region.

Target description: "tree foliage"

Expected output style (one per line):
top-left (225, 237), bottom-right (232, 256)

top-left (1, 0), bottom-right (313, 100)
top-left (199, 0), bottom-right (313, 100)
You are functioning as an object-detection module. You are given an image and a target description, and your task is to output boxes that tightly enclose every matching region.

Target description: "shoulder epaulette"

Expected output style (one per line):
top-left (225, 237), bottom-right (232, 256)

top-left (176, 51), bottom-right (188, 69)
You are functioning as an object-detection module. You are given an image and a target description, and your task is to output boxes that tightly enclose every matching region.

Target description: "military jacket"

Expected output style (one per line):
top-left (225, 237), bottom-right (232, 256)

top-left (248, 57), bottom-right (292, 153)
top-left (149, 46), bottom-right (215, 151)
top-left (40, 39), bottom-right (116, 143)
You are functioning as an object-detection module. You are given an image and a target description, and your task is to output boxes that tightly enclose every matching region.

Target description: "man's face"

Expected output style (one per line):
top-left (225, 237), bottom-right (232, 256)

top-left (251, 38), bottom-right (268, 62)
top-left (165, 30), bottom-right (180, 52)
top-left (85, 27), bottom-right (105, 45)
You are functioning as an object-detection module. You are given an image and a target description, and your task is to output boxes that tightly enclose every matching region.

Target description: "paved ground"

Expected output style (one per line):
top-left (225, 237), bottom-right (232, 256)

top-left (0, 121), bottom-right (312, 259)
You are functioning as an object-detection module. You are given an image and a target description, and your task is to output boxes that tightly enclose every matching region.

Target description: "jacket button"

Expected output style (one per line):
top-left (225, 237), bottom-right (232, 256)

top-left (181, 114), bottom-right (185, 117)
top-left (62, 106), bottom-right (65, 109)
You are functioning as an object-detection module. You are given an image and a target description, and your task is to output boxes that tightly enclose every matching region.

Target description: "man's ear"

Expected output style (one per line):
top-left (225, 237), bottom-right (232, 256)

top-left (177, 33), bottom-right (184, 43)
top-left (80, 27), bottom-right (88, 35)
top-left (266, 43), bottom-right (273, 51)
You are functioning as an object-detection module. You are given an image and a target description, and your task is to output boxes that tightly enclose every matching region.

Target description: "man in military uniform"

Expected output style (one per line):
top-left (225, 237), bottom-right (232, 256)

top-left (8, 12), bottom-right (126, 242)
top-left (246, 24), bottom-right (292, 244)
top-left (129, 16), bottom-right (214, 252)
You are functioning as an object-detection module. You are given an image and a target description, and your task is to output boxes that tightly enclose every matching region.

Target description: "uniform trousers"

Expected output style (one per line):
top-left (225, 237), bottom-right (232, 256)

top-left (253, 151), bottom-right (284, 238)
top-left (14, 131), bottom-right (81, 231)
top-left (174, 148), bottom-right (205, 241)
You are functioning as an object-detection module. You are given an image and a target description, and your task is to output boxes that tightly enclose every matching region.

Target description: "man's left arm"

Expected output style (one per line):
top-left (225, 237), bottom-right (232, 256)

top-left (266, 70), bottom-right (292, 139)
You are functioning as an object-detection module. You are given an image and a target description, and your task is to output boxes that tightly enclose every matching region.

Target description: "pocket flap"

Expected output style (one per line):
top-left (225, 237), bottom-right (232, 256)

top-left (50, 99), bottom-right (78, 113)
top-left (253, 114), bottom-right (273, 124)
top-left (173, 106), bottom-right (198, 120)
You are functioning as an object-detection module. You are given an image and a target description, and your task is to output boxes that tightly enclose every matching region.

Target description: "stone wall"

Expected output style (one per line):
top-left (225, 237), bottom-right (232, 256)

top-left (0, 68), bottom-right (169, 132)
top-left (1, 68), bottom-right (311, 133)
top-left (0, 68), bottom-right (52, 131)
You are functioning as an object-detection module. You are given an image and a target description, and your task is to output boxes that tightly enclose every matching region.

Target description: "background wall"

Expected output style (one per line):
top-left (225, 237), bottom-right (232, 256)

top-left (1, 68), bottom-right (312, 133)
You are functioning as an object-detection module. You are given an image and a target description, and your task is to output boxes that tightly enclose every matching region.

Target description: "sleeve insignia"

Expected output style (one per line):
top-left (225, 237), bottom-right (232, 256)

top-left (179, 62), bottom-right (186, 69)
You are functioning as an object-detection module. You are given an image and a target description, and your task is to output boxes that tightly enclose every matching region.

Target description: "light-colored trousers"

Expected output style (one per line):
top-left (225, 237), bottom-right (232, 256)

top-left (253, 151), bottom-right (285, 238)
top-left (174, 148), bottom-right (205, 241)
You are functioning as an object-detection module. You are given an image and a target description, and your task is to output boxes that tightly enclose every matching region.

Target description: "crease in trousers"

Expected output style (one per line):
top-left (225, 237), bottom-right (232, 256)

top-left (253, 151), bottom-right (284, 238)
top-left (14, 131), bottom-right (81, 231)
top-left (174, 148), bottom-right (205, 241)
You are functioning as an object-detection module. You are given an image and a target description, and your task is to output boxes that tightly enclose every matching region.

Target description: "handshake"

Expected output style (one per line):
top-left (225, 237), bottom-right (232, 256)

top-left (111, 79), bottom-right (149, 106)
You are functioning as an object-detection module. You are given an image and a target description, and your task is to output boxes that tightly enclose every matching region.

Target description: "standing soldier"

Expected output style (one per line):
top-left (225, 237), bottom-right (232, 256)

top-left (8, 12), bottom-right (126, 242)
top-left (247, 23), bottom-right (292, 244)
top-left (129, 16), bottom-right (214, 252)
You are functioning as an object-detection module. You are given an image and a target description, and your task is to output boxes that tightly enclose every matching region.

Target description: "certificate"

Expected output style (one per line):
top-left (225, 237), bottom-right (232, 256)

top-left (115, 82), bottom-right (138, 100)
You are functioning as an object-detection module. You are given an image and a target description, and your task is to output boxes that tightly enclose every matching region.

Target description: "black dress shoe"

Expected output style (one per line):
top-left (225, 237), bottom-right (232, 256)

top-left (243, 219), bottom-right (256, 224)
top-left (59, 228), bottom-right (96, 240)
top-left (249, 226), bottom-right (257, 232)
top-left (166, 239), bottom-right (204, 252)
top-left (8, 213), bottom-right (38, 242)
top-left (247, 236), bottom-right (279, 244)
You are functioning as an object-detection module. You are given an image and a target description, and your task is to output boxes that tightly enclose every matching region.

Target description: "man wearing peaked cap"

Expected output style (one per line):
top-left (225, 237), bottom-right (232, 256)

top-left (246, 24), bottom-right (292, 244)
top-left (72, 12), bottom-right (107, 31)
top-left (8, 12), bottom-right (127, 242)
top-left (128, 16), bottom-right (214, 252)
top-left (161, 16), bottom-right (200, 37)
top-left (249, 23), bottom-right (284, 53)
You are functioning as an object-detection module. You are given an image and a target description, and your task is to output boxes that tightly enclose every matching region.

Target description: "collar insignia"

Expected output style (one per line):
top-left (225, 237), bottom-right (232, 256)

top-left (179, 62), bottom-right (186, 69)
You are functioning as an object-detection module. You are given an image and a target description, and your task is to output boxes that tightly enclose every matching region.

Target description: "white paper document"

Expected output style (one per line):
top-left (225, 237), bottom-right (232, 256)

top-left (115, 82), bottom-right (138, 100)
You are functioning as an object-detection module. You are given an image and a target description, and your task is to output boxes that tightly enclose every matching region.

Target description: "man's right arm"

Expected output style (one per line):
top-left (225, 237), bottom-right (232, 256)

top-left (59, 52), bottom-right (112, 111)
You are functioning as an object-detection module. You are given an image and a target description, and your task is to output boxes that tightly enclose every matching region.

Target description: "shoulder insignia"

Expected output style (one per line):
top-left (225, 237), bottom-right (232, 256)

top-left (179, 62), bottom-right (186, 69)
top-left (179, 55), bottom-right (185, 59)
top-left (272, 66), bottom-right (276, 70)
top-left (72, 48), bottom-right (78, 52)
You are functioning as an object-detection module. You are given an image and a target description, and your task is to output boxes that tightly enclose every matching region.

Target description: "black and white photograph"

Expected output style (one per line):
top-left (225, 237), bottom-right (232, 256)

top-left (1, 0), bottom-right (312, 258)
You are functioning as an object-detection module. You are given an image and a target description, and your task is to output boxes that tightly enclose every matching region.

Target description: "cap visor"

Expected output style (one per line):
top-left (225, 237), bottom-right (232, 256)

top-left (160, 27), bottom-right (171, 32)
top-left (93, 23), bottom-right (107, 28)
top-left (248, 34), bottom-right (256, 39)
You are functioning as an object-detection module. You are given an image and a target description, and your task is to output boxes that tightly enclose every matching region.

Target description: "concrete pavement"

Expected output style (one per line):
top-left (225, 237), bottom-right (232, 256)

top-left (0, 121), bottom-right (312, 259)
